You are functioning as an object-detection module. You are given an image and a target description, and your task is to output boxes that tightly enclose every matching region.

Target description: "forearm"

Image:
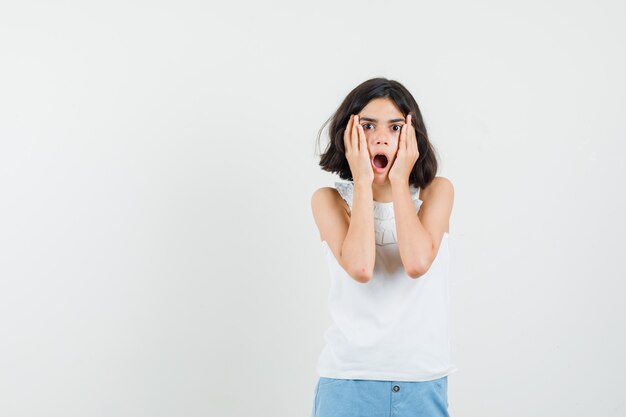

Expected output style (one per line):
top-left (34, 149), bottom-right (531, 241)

top-left (391, 180), bottom-right (432, 277)
top-left (341, 181), bottom-right (376, 281)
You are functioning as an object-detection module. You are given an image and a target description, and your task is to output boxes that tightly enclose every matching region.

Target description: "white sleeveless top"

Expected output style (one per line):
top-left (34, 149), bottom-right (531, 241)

top-left (316, 180), bottom-right (457, 382)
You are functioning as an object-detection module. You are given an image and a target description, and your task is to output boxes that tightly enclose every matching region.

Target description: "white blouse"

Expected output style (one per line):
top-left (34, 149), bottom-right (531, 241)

top-left (316, 180), bottom-right (458, 382)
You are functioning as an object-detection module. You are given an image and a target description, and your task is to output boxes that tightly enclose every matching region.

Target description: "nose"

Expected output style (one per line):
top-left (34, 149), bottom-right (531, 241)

top-left (372, 133), bottom-right (390, 146)
top-left (366, 126), bottom-right (392, 150)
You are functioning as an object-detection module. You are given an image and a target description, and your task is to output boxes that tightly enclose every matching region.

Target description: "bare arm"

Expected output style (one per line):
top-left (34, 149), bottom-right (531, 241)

top-left (311, 184), bottom-right (376, 283)
top-left (340, 181), bottom-right (375, 282)
top-left (312, 114), bottom-right (377, 283)
top-left (391, 177), bottom-right (454, 278)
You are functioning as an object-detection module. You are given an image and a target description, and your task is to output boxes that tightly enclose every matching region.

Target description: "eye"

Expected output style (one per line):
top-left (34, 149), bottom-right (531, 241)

top-left (362, 123), bottom-right (374, 130)
top-left (392, 124), bottom-right (402, 132)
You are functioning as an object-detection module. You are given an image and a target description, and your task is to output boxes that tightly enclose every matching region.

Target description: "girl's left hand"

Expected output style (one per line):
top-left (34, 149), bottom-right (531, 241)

top-left (389, 113), bottom-right (419, 184)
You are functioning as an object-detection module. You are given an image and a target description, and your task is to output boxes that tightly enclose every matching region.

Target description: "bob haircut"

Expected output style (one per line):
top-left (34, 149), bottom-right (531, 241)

top-left (317, 77), bottom-right (438, 189)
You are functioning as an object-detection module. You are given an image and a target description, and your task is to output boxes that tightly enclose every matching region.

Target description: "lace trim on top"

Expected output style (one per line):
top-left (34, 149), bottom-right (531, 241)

top-left (334, 181), bottom-right (422, 245)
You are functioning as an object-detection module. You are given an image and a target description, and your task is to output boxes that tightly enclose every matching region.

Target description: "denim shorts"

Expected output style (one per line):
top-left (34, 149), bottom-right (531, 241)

top-left (311, 376), bottom-right (449, 417)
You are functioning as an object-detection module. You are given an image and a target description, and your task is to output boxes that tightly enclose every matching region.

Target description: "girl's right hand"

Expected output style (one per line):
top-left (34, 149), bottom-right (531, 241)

top-left (344, 114), bottom-right (374, 185)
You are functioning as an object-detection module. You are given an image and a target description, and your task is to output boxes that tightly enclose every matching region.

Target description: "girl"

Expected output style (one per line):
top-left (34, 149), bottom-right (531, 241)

top-left (310, 78), bottom-right (457, 417)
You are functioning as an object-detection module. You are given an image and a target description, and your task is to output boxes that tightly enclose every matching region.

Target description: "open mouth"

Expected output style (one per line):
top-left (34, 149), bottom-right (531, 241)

top-left (372, 154), bottom-right (389, 169)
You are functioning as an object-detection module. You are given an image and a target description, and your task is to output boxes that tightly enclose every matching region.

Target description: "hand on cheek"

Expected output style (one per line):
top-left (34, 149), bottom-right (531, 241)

top-left (344, 114), bottom-right (375, 185)
top-left (388, 113), bottom-right (420, 185)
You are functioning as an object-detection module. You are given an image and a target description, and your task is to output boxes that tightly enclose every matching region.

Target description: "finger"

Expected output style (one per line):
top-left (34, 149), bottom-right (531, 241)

top-left (408, 114), bottom-right (413, 151)
top-left (408, 114), bottom-right (417, 156)
top-left (406, 113), bottom-right (415, 151)
top-left (344, 115), bottom-right (353, 152)
top-left (400, 118), bottom-right (407, 152)
top-left (352, 114), bottom-right (359, 153)
top-left (357, 122), bottom-right (367, 154)
top-left (406, 114), bottom-right (412, 152)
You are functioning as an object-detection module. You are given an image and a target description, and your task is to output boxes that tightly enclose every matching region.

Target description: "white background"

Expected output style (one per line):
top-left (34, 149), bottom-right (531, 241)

top-left (1, 1), bottom-right (625, 416)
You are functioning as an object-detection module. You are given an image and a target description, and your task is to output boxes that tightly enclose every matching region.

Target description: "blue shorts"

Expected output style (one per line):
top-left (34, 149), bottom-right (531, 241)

top-left (311, 376), bottom-right (449, 417)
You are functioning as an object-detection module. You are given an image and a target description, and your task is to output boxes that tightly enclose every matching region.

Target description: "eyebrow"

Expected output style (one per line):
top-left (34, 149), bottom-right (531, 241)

top-left (359, 117), bottom-right (405, 124)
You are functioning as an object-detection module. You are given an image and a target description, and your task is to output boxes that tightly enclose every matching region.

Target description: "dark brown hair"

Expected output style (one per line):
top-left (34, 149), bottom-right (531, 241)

top-left (316, 77), bottom-right (438, 188)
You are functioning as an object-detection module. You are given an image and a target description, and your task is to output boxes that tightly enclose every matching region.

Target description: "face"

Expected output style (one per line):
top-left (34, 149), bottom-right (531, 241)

top-left (357, 97), bottom-right (405, 178)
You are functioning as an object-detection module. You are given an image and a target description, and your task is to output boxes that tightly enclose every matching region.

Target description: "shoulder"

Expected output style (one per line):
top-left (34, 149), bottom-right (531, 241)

top-left (420, 176), bottom-right (454, 203)
top-left (415, 177), bottom-right (454, 269)
top-left (310, 187), bottom-right (351, 243)
top-left (311, 187), bottom-right (339, 205)
top-left (311, 187), bottom-right (349, 215)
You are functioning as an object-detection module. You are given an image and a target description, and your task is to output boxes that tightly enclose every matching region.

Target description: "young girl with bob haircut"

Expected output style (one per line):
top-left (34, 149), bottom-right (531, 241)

top-left (310, 77), bottom-right (457, 417)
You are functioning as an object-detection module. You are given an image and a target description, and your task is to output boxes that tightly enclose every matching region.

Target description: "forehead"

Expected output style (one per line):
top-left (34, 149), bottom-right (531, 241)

top-left (359, 97), bottom-right (403, 118)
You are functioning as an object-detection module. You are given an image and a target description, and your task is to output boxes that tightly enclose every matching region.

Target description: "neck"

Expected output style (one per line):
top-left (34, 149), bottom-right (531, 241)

top-left (371, 179), bottom-right (393, 203)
